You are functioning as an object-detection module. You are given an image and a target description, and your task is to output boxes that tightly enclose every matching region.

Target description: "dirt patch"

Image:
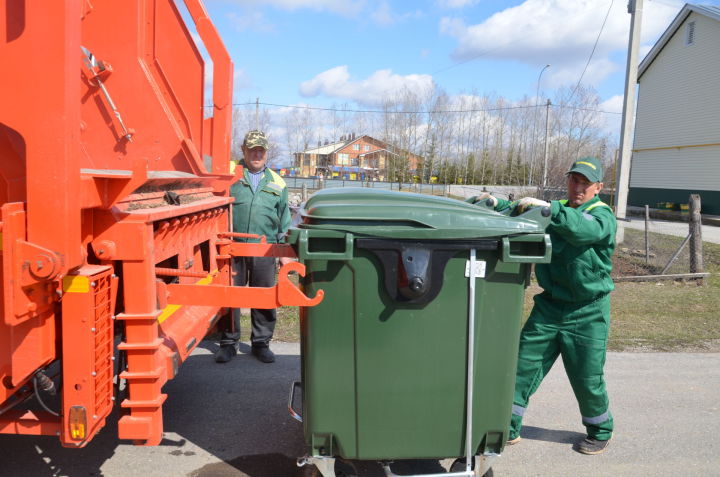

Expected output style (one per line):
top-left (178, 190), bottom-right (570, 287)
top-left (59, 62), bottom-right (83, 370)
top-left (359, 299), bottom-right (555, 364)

top-left (612, 254), bottom-right (658, 277)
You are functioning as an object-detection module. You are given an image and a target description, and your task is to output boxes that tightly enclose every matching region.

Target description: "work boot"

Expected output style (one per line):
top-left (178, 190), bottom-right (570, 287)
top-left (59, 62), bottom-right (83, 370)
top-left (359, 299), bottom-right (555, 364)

top-left (214, 340), bottom-right (238, 363)
top-left (506, 436), bottom-right (522, 445)
top-left (251, 345), bottom-right (275, 363)
top-left (575, 436), bottom-right (611, 455)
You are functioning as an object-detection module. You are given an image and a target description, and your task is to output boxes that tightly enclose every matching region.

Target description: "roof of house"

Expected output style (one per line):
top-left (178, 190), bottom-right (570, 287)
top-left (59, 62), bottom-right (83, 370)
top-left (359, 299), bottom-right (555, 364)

top-left (300, 140), bottom-right (348, 155)
top-left (297, 135), bottom-right (388, 155)
top-left (638, 3), bottom-right (720, 78)
top-left (358, 148), bottom-right (399, 158)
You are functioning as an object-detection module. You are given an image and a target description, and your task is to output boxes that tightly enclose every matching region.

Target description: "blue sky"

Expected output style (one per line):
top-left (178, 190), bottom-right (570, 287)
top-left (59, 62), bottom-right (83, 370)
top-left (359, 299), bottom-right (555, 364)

top-left (198, 0), bottom-right (719, 155)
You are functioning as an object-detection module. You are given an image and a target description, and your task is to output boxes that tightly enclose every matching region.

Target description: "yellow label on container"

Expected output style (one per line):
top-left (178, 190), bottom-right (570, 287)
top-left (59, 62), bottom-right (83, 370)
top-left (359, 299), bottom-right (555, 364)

top-left (63, 275), bottom-right (90, 293)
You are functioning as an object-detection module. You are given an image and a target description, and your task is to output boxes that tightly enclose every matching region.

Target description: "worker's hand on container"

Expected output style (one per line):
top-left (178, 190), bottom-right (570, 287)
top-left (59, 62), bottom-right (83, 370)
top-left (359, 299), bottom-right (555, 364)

top-left (516, 197), bottom-right (550, 214)
top-left (469, 192), bottom-right (498, 208)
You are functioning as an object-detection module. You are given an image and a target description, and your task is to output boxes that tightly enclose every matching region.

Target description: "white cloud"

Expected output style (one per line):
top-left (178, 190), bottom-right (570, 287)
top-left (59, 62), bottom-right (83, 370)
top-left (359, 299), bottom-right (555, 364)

top-left (371, 1), bottom-right (394, 26)
top-left (226, 11), bottom-right (274, 33)
top-left (543, 58), bottom-right (618, 90)
top-left (299, 66), bottom-right (435, 105)
top-left (370, 2), bottom-right (424, 27)
top-left (598, 94), bottom-right (624, 136)
top-left (223, 0), bottom-right (364, 17)
top-left (436, 0), bottom-right (480, 8)
top-left (638, 44), bottom-right (653, 61)
top-left (440, 0), bottom-right (680, 86)
top-left (599, 94), bottom-right (623, 114)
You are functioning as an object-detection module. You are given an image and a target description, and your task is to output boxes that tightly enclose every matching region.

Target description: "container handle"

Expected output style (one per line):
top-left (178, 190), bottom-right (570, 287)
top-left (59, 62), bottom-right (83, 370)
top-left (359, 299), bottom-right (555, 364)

top-left (297, 230), bottom-right (354, 261)
top-left (501, 234), bottom-right (552, 263)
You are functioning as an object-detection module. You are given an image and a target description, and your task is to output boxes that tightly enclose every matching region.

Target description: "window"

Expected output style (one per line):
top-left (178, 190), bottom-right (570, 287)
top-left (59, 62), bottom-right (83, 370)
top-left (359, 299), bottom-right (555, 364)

top-left (353, 144), bottom-right (360, 151)
top-left (364, 145), bottom-right (371, 151)
top-left (338, 153), bottom-right (350, 165)
top-left (685, 21), bottom-right (696, 46)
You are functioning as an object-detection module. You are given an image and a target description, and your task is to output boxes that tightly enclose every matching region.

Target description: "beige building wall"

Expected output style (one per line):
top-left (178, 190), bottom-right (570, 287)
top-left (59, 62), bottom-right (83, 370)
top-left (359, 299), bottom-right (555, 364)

top-left (632, 11), bottom-right (720, 192)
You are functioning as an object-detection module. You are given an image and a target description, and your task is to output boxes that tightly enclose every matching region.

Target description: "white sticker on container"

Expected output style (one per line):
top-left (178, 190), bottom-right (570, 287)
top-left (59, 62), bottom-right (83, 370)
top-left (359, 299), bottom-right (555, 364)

top-left (465, 260), bottom-right (487, 278)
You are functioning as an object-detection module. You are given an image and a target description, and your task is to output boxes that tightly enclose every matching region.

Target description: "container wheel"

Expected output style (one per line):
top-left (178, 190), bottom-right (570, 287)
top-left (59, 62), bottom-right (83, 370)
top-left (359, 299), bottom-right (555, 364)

top-left (304, 459), bottom-right (358, 477)
top-left (449, 458), bottom-right (494, 477)
top-left (334, 459), bottom-right (358, 477)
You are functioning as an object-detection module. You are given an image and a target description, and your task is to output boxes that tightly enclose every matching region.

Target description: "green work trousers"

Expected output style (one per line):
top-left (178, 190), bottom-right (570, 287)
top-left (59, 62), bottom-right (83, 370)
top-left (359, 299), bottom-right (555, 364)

top-left (509, 292), bottom-right (613, 441)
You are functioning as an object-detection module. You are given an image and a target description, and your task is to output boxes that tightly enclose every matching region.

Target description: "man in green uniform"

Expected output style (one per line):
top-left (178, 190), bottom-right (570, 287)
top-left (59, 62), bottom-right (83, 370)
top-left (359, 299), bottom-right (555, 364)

top-left (215, 130), bottom-right (292, 364)
top-left (477, 157), bottom-right (616, 454)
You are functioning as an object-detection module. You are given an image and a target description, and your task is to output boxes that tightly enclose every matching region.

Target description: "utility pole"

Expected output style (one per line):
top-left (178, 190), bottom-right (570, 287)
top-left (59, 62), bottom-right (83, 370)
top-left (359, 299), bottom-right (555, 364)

top-left (255, 97), bottom-right (259, 130)
top-left (541, 99), bottom-right (552, 197)
top-left (529, 64), bottom-right (551, 185)
top-left (615, 0), bottom-right (644, 226)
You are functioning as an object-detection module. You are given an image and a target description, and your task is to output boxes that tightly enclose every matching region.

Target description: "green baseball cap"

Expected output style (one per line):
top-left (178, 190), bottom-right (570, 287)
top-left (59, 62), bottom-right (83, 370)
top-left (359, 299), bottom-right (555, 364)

top-left (567, 156), bottom-right (603, 182)
top-left (243, 130), bottom-right (269, 150)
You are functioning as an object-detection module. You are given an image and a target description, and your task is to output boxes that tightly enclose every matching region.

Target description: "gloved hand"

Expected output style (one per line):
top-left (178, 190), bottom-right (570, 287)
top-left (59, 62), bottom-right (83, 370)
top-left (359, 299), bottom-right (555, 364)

top-left (469, 192), bottom-right (498, 208)
top-left (516, 197), bottom-right (550, 213)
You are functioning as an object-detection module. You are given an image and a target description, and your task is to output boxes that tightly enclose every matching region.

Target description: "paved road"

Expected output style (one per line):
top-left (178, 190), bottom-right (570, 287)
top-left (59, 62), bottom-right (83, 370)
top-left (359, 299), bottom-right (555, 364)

top-left (1, 342), bottom-right (718, 477)
top-left (620, 217), bottom-right (720, 244)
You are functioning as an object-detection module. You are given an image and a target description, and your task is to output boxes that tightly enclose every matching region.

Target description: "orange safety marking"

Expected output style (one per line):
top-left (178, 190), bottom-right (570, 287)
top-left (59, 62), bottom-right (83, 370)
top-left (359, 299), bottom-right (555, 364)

top-left (157, 271), bottom-right (217, 324)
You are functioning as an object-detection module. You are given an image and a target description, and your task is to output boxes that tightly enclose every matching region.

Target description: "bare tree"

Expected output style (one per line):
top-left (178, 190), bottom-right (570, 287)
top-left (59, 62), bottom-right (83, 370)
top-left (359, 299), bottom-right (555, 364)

top-left (232, 100), bottom-right (276, 163)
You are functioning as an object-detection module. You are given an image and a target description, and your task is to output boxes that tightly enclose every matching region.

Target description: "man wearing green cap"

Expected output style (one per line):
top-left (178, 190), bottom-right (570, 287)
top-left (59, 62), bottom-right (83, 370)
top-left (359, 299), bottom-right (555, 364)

top-left (215, 130), bottom-right (292, 364)
top-left (476, 156), bottom-right (616, 454)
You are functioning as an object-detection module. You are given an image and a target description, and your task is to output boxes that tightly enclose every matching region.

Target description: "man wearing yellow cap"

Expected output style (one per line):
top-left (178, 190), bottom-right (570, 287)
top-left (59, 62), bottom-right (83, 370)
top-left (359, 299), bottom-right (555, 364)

top-left (475, 156), bottom-right (616, 454)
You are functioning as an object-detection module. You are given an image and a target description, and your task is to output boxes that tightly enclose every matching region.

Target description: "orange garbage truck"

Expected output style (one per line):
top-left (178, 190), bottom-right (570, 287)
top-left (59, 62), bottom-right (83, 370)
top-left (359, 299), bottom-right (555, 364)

top-left (0, 0), bottom-right (320, 447)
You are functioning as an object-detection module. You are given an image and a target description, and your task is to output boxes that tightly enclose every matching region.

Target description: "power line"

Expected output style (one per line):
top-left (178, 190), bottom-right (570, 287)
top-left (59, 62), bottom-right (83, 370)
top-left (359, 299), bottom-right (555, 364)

top-left (234, 101), bottom-right (537, 114)
top-left (218, 100), bottom-right (622, 115)
top-left (566, 0), bottom-right (615, 103)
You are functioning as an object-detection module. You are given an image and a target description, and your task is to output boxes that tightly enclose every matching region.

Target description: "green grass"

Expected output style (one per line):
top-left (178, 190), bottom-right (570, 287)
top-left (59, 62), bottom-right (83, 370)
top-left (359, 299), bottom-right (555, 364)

top-left (270, 228), bottom-right (719, 352)
top-left (240, 306), bottom-right (300, 343)
top-left (522, 228), bottom-right (720, 351)
top-left (605, 229), bottom-right (720, 351)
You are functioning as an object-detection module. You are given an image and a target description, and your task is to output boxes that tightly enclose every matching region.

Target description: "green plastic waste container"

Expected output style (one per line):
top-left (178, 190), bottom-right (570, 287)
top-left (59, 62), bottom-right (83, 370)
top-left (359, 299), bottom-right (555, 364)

top-left (288, 188), bottom-right (551, 477)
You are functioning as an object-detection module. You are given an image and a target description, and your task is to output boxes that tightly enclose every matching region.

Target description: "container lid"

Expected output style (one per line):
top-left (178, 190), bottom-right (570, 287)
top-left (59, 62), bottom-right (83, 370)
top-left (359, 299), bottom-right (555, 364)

top-left (295, 188), bottom-right (550, 239)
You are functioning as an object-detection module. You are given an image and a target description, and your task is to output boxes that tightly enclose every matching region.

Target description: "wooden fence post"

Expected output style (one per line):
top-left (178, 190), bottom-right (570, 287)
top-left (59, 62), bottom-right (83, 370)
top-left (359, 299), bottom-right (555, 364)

top-left (689, 194), bottom-right (703, 276)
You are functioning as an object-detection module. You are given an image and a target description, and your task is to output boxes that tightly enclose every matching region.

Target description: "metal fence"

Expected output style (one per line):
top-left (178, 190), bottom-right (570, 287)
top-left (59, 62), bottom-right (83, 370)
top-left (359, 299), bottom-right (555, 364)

top-left (283, 177), bottom-right (451, 195)
top-left (615, 195), bottom-right (706, 281)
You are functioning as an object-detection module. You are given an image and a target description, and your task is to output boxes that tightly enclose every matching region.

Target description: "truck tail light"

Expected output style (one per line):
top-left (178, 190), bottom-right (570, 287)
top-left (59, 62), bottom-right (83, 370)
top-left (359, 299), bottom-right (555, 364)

top-left (68, 406), bottom-right (88, 440)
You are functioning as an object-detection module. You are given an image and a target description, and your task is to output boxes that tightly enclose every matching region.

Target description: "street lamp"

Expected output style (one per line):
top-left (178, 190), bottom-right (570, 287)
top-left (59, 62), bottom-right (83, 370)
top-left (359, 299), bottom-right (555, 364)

top-left (528, 64), bottom-right (550, 185)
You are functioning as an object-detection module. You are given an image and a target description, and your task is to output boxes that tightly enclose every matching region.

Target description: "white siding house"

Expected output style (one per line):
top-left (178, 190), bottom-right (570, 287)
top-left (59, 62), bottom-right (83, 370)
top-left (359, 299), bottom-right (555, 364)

top-left (630, 4), bottom-right (720, 214)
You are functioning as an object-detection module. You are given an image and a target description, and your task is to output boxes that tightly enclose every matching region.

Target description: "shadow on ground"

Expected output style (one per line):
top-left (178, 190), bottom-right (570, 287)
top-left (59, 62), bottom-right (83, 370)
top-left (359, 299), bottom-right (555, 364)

top-left (520, 425), bottom-right (585, 445)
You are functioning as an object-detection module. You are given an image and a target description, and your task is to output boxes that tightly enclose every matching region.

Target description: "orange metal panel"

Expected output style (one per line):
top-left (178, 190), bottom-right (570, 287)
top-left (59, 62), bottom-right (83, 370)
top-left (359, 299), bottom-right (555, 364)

top-left (0, 410), bottom-right (62, 436)
top-left (1, 0), bottom-right (83, 272)
top-left (0, 203), bottom-right (56, 397)
top-left (185, 0), bottom-right (233, 172)
top-left (60, 266), bottom-right (116, 447)
top-left (77, 0), bottom-right (233, 174)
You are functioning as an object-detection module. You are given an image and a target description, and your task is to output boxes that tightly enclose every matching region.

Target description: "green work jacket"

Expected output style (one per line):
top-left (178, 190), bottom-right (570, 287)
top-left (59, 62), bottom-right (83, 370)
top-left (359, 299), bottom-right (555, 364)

top-left (489, 195), bottom-right (616, 303)
top-left (230, 164), bottom-right (291, 243)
